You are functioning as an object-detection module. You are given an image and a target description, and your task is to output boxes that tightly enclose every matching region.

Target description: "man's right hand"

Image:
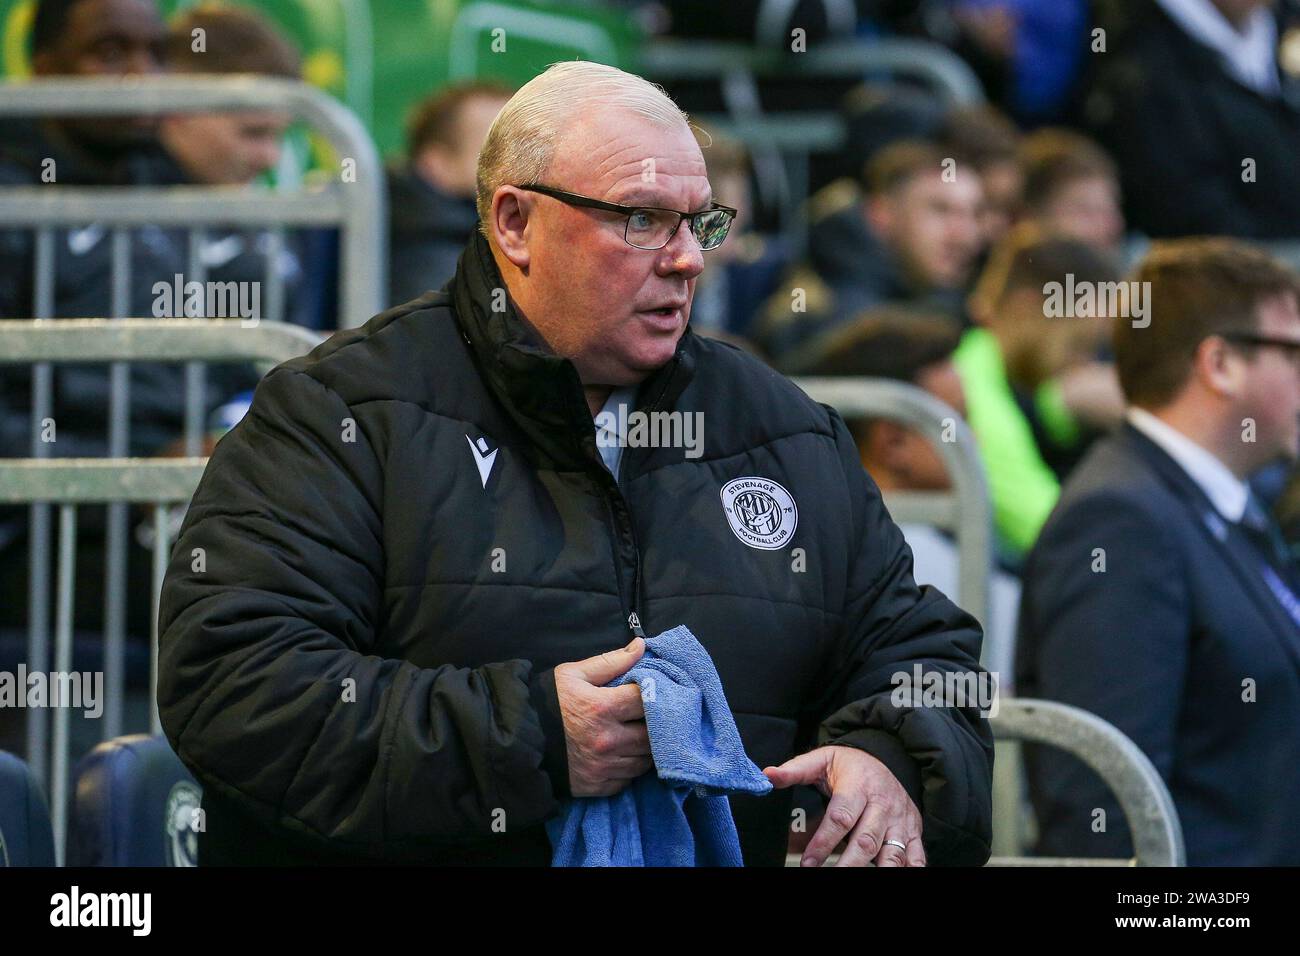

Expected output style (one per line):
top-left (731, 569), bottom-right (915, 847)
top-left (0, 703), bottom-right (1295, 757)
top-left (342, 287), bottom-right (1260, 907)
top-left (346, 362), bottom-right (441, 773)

top-left (554, 637), bottom-right (652, 797)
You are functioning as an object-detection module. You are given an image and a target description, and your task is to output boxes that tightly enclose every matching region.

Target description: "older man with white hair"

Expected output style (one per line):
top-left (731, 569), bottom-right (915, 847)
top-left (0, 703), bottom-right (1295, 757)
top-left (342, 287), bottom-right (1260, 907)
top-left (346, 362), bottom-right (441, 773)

top-left (157, 62), bottom-right (993, 867)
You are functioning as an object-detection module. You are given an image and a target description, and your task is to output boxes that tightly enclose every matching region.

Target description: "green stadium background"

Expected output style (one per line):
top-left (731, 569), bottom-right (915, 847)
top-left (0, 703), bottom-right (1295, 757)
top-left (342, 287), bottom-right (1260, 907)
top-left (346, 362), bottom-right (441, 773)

top-left (0, 0), bottom-right (642, 162)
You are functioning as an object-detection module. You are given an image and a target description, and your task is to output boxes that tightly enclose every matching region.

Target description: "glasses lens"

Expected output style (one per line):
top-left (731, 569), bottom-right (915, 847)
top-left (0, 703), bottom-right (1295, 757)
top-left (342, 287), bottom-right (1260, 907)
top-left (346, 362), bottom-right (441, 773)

top-left (625, 208), bottom-right (679, 249)
top-left (692, 209), bottom-right (733, 250)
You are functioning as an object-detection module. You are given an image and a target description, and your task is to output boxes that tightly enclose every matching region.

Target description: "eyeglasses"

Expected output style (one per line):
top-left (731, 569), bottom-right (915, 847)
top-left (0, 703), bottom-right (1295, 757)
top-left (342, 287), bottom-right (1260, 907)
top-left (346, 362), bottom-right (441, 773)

top-left (515, 183), bottom-right (737, 251)
top-left (1220, 331), bottom-right (1300, 369)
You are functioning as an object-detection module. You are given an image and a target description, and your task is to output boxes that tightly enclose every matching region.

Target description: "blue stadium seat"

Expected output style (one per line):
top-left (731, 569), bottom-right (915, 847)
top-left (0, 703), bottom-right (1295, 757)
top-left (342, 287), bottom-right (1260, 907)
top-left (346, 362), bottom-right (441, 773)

top-left (69, 734), bottom-right (202, 866)
top-left (0, 750), bottom-right (56, 865)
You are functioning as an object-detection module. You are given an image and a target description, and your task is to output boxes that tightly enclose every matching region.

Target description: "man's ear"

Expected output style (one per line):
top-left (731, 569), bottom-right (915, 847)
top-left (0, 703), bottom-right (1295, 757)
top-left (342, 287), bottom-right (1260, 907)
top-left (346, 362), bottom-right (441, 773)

top-left (865, 194), bottom-right (892, 238)
top-left (491, 185), bottom-right (532, 270)
top-left (1194, 334), bottom-right (1245, 399)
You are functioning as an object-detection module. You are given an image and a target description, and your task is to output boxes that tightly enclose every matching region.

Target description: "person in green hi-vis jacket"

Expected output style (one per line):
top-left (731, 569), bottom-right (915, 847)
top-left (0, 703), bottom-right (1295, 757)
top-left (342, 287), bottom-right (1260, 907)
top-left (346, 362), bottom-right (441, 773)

top-left (956, 224), bottom-right (1126, 565)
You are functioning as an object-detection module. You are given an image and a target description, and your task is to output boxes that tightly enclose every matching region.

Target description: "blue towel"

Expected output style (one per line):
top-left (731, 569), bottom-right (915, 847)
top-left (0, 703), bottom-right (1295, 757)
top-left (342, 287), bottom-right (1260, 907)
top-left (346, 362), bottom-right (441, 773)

top-left (547, 625), bottom-right (772, 866)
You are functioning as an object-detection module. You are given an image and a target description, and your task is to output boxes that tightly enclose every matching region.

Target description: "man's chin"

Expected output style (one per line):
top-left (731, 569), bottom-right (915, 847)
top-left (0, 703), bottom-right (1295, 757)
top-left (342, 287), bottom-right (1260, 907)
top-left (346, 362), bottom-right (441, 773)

top-left (595, 339), bottom-right (681, 386)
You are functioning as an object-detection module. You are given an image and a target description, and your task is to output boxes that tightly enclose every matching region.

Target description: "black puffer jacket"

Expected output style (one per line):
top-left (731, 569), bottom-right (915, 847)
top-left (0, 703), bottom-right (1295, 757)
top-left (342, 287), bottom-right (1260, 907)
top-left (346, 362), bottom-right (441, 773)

top-left (158, 230), bottom-right (993, 866)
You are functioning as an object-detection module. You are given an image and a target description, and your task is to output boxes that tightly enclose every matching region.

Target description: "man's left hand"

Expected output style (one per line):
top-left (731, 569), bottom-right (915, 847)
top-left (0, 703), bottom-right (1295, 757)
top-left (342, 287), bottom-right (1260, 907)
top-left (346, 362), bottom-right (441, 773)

top-left (764, 746), bottom-right (925, 867)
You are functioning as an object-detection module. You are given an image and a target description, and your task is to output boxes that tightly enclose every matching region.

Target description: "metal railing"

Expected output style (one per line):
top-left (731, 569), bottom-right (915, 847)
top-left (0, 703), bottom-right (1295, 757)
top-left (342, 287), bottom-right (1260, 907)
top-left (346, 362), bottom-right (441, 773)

top-left (793, 377), bottom-right (991, 633)
top-left (0, 75), bottom-right (377, 827)
top-left (986, 698), bottom-right (1185, 867)
top-left (641, 37), bottom-right (985, 104)
top-left (0, 319), bottom-right (325, 864)
top-left (0, 75), bottom-right (385, 328)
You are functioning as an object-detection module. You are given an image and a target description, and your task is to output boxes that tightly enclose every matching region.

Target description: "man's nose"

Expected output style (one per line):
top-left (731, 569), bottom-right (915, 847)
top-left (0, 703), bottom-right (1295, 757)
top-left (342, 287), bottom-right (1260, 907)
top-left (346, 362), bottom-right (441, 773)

top-left (657, 222), bottom-right (705, 278)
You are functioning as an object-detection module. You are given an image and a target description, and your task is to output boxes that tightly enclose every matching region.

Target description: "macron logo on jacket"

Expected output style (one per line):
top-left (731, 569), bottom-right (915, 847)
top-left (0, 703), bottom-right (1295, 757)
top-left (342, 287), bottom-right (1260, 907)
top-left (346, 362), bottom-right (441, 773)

top-left (466, 434), bottom-right (498, 488)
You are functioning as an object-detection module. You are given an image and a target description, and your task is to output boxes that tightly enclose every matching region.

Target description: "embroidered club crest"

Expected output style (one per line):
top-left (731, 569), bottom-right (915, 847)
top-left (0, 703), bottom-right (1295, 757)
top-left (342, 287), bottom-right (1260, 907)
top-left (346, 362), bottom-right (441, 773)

top-left (720, 476), bottom-right (798, 550)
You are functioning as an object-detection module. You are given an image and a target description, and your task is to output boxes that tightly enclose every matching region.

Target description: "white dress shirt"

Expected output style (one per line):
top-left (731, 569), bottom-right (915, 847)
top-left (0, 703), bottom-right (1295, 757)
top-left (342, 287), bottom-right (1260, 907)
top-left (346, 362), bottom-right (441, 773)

top-left (593, 385), bottom-right (638, 481)
top-left (1156, 0), bottom-right (1281, 97)
top-left (1126, 406), bottom-right (1250, 522)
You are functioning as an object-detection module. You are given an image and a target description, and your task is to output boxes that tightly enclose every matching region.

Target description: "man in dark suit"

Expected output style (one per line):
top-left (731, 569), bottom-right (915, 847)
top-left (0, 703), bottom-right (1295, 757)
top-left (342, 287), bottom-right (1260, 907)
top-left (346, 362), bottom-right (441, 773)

top-left (1081, 0), bottom-right (1300, 239)
top-left (1017, 237), bottom-right (1300, 865)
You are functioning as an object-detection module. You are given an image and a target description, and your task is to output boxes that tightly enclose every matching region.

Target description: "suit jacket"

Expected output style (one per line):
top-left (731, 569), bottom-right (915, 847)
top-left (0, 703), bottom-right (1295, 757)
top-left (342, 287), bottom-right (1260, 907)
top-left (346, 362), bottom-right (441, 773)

top-left (1081, 0), bottom-right (1300, 238)
top-left (1017, 423), bottom-right (1300, 865)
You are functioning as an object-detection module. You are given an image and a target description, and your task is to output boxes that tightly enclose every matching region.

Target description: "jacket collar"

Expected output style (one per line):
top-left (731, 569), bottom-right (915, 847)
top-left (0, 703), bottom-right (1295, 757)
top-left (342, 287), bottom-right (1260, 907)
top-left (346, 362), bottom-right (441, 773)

top-left (1119, 421), bottom-right (1235, 523)
top-left (448, 230), bottom-right (696, 471)
top-left (1124, 408), bottom-right (1250, 522)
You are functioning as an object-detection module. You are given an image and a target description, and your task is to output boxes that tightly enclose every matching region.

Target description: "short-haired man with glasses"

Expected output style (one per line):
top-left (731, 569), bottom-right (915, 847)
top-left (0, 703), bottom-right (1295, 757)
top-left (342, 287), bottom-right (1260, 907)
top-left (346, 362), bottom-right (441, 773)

top-left (1018, 238), bottom-right (1300, 865)
top-left (157, 62), bottom-right (993, 867)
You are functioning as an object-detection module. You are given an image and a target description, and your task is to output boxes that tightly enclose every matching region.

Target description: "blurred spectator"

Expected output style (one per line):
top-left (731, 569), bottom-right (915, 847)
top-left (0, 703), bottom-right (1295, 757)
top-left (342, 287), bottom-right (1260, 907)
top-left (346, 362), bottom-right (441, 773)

top-left (1019, 128), bottom-right (1125, 257)
top-left (158, 5), bottom-right (321, 331)
top-left (953, 1), bottom-right (1092, 123)
top-left (26, 0), bottom-right (166, 146)
top-left (0, 0), bottom-right (175, 324)
top-left (958, 225), bottom-right (1123, 564)
top-left (835, 82), bottom-right (948, 190)
top-left (1081, 0), bottom-right (1300, 238)
top-left (387, 81), bottom-right (512, 304)
top-left (941, 104), bottom-right (1024, 246)
top-left (872, 1), bottom-right (1092, 124)
top-left (799, 308), bottom-right (1023, 672)
top-left (1018, 238), bottom-right (1300, 864)
top-left (687, 126), bottom-right (790, 338)
top-left (160, 6), bottom-right (300, 185)
top-left (0, 0), bottom-right (252, 643)
top-left (757, 139), bottom-right (984, 358)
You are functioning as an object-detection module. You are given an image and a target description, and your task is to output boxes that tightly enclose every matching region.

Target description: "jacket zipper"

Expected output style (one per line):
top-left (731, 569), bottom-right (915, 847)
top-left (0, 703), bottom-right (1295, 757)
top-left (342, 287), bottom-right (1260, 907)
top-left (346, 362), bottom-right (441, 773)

top-left (592, 355), bottom-right (680, 643)
top-left (598, 484), bottom-right (644, 640)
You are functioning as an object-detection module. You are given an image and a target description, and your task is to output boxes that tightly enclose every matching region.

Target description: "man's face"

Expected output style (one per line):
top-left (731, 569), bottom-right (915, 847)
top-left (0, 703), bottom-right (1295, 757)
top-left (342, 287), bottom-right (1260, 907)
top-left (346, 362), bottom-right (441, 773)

top-left (977, 159), bottom-right (1023, 245)
top-left (417, 94), bottom-right (509, 197)
top-left (1237, 292), bottom-right (1300, 466)
top-left (994, 286), bottom-right (1110, 389)
top-left (1041, 176), bottom-right (1124, 253)
top-left (862, 358), bottom-right (966, 490)
top-left (32, 0), bottom-right (165, 145)
top-left (873, 172), bottom-right (985, 291)
top-left (504, 108), bottom-right (710, 385)
top-left (905, 359), bottom-right (967, 489)
top-left (33, 0), bottom-right (165, 77)
top-left (161, 112), bottom-right (291, 185)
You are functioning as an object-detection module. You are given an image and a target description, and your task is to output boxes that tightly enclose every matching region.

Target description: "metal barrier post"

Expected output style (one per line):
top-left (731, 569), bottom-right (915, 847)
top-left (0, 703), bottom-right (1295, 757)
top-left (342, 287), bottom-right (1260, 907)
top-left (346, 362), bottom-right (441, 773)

top-left (987, 698), bottom-right (1185, 867)
top-left (0, 319), bottom-right (324, 857)
top-left (793, 377), bottom-right (992, 629)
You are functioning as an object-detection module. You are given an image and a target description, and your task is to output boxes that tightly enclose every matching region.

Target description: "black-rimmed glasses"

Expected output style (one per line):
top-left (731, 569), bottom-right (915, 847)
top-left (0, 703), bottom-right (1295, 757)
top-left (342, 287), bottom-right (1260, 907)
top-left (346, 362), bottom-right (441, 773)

top-left (516, 183), bottom-right (737, 251)
top-left (1220, 331), bottom-right (1300, 370)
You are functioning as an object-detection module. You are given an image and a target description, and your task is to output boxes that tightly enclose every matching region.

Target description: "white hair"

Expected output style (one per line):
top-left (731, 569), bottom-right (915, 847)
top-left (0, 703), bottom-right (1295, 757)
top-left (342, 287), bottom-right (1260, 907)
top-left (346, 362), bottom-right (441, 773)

top-left (475, 60), bottom-right (690, 237)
